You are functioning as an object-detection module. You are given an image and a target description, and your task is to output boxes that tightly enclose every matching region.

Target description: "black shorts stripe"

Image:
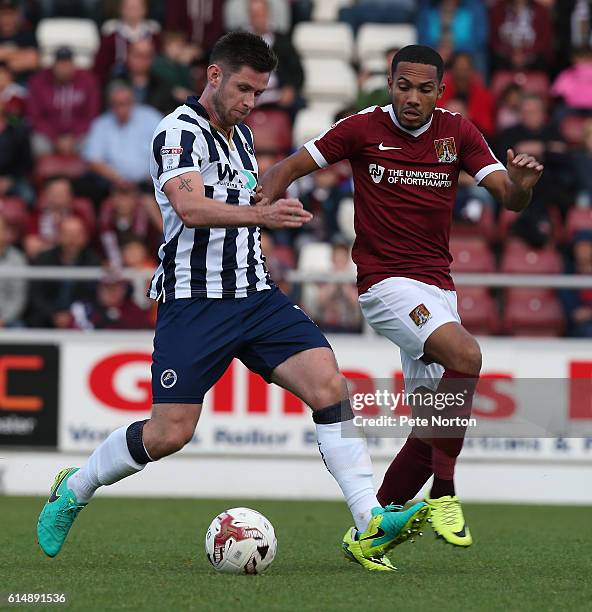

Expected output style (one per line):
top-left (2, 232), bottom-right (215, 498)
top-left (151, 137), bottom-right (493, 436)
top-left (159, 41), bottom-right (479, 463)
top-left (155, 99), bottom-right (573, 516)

top-left (220, 188), bottom-right (240, 295)
top-left (152, 130), bottom-right (166, 178)
top-left (190, 185), bottom-right (214, 291)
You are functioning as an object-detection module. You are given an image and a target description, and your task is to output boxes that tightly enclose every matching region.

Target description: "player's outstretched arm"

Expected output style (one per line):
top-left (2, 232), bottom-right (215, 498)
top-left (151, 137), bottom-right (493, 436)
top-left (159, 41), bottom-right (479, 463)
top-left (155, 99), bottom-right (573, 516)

top-left (260, 148), bottom-right (320, 203)
top-left (481, 149), bottom-right (544, 212)
top-left (163, 171), bottom-right (312, 229)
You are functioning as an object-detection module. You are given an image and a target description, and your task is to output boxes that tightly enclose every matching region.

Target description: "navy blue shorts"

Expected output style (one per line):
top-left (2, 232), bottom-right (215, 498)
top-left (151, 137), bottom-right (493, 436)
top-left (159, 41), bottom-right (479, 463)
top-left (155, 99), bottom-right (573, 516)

top-left (151, 287), bottom-right (331, 404)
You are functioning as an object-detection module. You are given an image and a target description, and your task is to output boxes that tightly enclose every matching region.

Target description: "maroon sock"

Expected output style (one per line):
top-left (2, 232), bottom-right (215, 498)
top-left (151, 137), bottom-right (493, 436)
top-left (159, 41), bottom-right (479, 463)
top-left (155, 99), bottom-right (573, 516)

top-left (431, 369), bottom-right (478, 482)
top-left (377, 436), bottom-right (433, 506)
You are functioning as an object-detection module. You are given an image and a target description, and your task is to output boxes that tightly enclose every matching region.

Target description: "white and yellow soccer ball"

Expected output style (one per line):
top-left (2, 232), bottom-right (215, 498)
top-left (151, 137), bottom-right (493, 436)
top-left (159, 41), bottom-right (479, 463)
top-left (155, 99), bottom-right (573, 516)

top-left (205, 507), bottom-right (277, 575)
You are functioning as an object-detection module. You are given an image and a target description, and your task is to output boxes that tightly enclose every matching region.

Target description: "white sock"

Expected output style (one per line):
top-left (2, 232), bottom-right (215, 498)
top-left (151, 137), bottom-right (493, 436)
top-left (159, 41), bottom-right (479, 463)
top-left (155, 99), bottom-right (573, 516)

top-left (68, 425), bottom-right (146, 503)
top-left (316, 420), bottom-right (380, 532)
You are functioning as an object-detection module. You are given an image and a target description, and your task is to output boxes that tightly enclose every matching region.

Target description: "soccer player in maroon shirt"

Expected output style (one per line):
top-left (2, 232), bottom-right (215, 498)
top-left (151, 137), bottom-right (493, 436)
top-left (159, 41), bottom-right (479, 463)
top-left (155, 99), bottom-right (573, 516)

top-left (261, 45), bottom-right (543, 549)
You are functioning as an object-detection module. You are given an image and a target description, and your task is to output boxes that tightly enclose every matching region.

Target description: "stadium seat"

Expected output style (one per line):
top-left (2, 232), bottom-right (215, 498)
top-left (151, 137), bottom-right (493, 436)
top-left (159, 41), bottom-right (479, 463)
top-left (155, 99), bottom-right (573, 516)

top-left (273, 244), bottom-right (296, 270)
top-left (293, 106), bottom-right (334, 147)
top-left (244, 108), bottom-right (292, 154)
top-left (451, 204), bottom-right (495, 243)
top-left (456, 287), bottom-right (498, 335)
top-left (450, 237), bottom-right (495, 273)
top-left (560, 114), bottom-right (590, 148)
top-left (36, 18), bottom-right (100, 69)
top-left (302, 58), bottom-right (358, 104)
top-left (292, 22), bottom-right (354, 62)
top-left (490, 70), bottom-right (550, 102)
top-left (0, 196), bottom-right (28, 241)
top-left (502, 288), bottom-right (565, 336)
top-left (33, 154), bottom-right (87, 189)
top-left (497, 206), bottom-right (563, 245)
top-left (360, 55), bottom-right (389, 75)
top-left (360, 73), bottom-right (388, 96)
top-left (337, 197), bottom-right (355, 241)
top-left (356, 24), bottom-right (416, 63)
top-left (298, 241), bottom-right (333, 272)
top-left (312, 0), bottom-right (353, 22)
top-left (500, 239), bottom-right (563, 274)
top-left (565, 207), bottom-right (592, 242)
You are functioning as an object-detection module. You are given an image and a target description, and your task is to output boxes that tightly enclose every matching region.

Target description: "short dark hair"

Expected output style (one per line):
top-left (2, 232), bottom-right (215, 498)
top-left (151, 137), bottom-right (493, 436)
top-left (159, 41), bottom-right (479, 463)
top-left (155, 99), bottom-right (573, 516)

top-left (391, 45), bottom-right (444, 82)
top-left (211, 32), bottom-right (278, 74)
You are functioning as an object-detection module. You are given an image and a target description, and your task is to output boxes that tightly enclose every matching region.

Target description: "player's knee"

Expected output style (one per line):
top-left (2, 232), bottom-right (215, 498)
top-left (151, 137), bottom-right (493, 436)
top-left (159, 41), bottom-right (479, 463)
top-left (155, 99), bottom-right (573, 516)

top-left (461, 341), bottom-right (482, 375)
top-left (160, 424), bottom-right (195, 456)
top-left (309, 373), bottom-right (346, 410)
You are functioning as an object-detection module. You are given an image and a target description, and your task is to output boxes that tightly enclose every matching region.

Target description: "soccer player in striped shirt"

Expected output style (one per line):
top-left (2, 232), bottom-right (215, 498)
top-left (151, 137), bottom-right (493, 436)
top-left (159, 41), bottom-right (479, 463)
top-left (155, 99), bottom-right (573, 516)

top-left (261, 45), bottom-right (544, 548)
top-left (37, 32), bottom-right (429, 572)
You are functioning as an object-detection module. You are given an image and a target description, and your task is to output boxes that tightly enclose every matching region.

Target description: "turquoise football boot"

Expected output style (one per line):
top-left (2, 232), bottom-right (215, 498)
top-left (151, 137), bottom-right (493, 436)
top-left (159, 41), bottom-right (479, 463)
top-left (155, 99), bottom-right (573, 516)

top-left (37, 467), bottom-right (86, 557)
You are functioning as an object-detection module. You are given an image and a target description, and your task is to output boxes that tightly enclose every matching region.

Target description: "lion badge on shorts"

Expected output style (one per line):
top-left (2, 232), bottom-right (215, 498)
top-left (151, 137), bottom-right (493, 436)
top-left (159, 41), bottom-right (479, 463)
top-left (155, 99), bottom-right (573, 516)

top-left (409, 303), bottom-right (432, 328)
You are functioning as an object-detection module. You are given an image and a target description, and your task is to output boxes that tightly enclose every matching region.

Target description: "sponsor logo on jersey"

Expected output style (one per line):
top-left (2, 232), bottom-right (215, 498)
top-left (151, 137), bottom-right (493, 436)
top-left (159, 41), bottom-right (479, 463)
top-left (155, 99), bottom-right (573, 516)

top-left (161, 146), bottom-right (183, 171)
top-left (378, 142), bottom-right (403, 151)
top-left (368, 163), bottom-right (385, 184)
top-left (239, 169), bottom-right (258, 191)
top-left (217, 164), bottom-right (258, 191)
top-left (160, 369), bottom-right (178, 389)
top-left (434, 137), bottom-right (457, 163)
top-left (409, 303), bottom-right (432, 328)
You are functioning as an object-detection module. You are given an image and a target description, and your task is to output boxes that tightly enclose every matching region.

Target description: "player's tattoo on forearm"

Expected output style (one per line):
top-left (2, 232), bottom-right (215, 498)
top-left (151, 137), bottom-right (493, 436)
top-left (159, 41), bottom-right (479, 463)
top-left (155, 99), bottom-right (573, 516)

top-left (179, 178), bottom-right (193, 192)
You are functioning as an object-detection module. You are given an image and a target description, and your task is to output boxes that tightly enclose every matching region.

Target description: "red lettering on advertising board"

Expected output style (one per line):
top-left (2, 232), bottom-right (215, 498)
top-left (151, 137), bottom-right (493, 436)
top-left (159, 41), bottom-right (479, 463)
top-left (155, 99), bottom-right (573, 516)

top-left (473, 373), bottom-right (515, 418)
top-left (569, 362), bottom-right (592, 419)
top-left (0, 355), bottom-right (43, 411)
top-left (89, 352), bottom-right (152, 411)
top-left (248, 372), bottom-right (267, 413)
top-left (343, 369), bottom-right (379, 415)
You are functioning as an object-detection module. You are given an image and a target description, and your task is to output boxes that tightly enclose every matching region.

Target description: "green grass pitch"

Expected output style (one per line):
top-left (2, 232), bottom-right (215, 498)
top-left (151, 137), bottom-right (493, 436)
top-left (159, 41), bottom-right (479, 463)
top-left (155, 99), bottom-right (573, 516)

top-left (2, 497), bottom-right (591, 611)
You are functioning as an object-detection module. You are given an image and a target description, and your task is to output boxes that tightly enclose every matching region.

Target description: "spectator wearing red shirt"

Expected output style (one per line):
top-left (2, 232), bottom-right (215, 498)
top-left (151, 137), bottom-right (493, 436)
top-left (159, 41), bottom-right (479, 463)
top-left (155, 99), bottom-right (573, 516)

top-left (165, 0), bottom-right (225, 58)
top-left (94, 0), bottom-right (161, 84)
top-left (71, 273), bottom-right (152, 330)
top-left (27, 46), bottom-right (100, 157)
top-left (440, 52), bottom-right (495, 137)
top-left (24, 176), bottom-right (93, 259)
top-left (98, 183), bottom-right (162, 265)
top-left (489, 0), bottom-right (554, 71)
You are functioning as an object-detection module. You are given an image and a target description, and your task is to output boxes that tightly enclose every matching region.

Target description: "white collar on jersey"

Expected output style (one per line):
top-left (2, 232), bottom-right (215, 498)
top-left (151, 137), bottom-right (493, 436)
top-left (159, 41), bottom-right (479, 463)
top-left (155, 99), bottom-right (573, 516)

top-left (387, 104), bottom-right (433, 138)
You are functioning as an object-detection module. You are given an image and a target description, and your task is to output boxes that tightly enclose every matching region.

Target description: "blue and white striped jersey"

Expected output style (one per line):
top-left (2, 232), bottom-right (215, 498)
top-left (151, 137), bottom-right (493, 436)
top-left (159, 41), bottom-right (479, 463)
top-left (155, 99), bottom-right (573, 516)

top-left (148, 97), bottom-right (273, 300)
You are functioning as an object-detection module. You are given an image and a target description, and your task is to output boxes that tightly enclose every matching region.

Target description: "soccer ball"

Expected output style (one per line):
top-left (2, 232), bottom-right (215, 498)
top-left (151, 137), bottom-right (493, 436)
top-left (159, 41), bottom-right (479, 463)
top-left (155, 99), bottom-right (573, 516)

top-left (205, 507), bottom-right (277, 575)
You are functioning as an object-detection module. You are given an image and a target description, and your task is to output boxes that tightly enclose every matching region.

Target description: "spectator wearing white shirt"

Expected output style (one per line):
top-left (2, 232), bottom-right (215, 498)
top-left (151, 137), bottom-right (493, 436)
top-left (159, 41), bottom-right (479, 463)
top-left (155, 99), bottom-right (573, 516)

top-left (83, 80), bottom-right (161, 201)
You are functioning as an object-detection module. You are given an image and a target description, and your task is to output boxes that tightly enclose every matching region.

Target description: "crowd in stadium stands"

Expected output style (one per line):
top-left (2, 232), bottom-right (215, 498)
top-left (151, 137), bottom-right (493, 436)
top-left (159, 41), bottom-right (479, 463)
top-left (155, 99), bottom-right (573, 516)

top-left (1, 0), bottom-right (592, 336)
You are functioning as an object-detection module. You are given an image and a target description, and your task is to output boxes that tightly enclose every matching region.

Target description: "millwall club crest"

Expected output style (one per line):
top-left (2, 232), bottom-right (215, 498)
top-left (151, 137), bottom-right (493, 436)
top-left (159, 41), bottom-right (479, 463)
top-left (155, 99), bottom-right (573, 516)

top-left (368, 163), bottom-right (385, 184)
top-left (434, 137), bottom-right (457, 163)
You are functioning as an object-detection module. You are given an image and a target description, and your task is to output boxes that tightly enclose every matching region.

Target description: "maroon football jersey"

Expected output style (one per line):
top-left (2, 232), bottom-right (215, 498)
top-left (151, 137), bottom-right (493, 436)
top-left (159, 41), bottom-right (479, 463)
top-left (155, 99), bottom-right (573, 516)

top-left (304, 105), bottom-right (505, 293)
